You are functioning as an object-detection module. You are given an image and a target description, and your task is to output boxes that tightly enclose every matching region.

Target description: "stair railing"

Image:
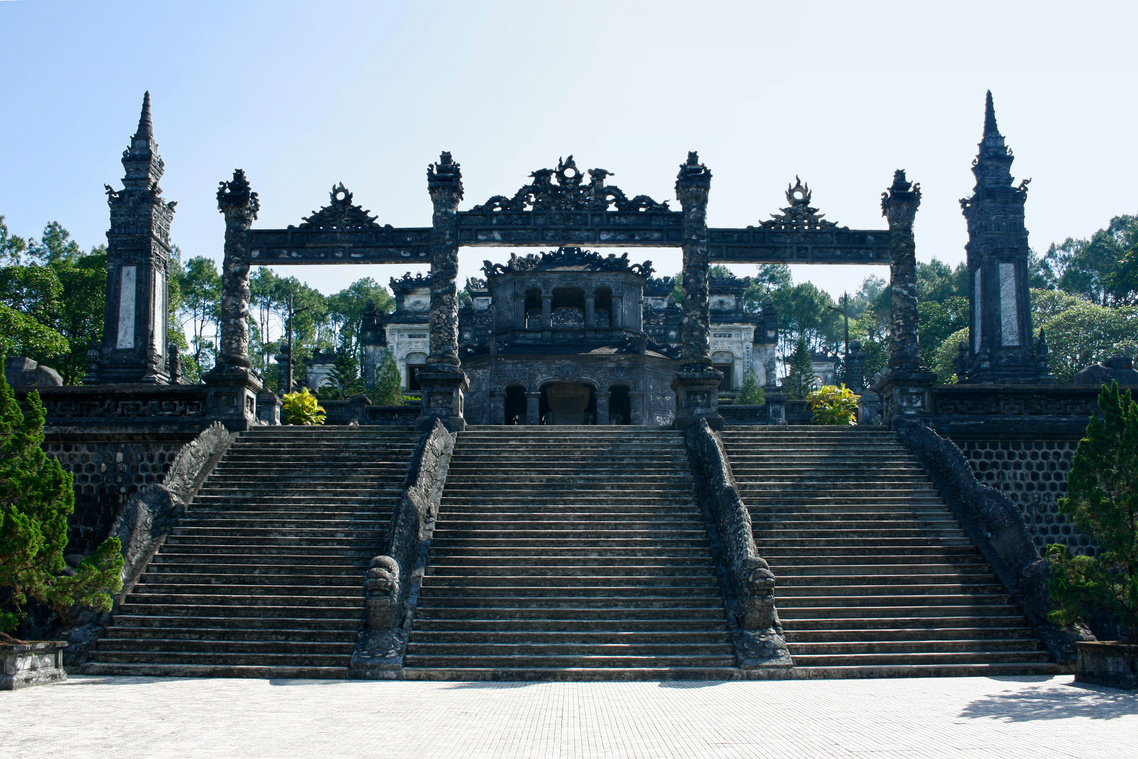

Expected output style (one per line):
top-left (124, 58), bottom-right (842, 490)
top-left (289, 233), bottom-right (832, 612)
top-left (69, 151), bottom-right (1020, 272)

top-left (350, 419), bottom-right (454, 676)
top-left (895, 419), bottom-right (1094, 665)
top-left (684, 419), bottom-right (793, 671)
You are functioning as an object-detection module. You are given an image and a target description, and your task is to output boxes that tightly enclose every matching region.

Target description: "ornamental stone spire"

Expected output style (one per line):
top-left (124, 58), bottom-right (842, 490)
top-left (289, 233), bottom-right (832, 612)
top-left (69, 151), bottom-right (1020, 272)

top-left (88, 92), bottom-right (177, 385)
top-left (959, 91), bottom-right (1051, 383)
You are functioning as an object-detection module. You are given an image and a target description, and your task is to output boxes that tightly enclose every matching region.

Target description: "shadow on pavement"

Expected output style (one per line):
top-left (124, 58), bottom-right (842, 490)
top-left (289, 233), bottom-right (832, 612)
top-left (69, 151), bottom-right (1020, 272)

top-left (959, 681), bottom-right (1138, 722)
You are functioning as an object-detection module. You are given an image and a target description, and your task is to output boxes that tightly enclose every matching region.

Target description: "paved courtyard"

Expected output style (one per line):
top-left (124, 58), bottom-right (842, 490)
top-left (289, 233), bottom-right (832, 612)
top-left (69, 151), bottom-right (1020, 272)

top-left (2, 674), bottom-right (1135, 758)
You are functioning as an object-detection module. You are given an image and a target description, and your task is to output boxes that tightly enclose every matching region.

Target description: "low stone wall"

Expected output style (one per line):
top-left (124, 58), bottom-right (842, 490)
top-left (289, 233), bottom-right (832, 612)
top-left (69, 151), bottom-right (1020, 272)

top-left (351, 421), bottom-right (455, 676)
top-left (684, 420), bottom-right (791, 672)
top-left (930, 384), bottom-right (1100, 556)
top-left (0, 641), bottom-right (67, 690)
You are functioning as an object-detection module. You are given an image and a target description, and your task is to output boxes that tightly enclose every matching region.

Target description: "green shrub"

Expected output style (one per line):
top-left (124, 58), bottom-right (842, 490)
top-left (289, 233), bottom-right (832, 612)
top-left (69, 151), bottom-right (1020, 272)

top-left (281, 388), bottom-right (326, 425)
top-left (734, 369), bottom-right (766, 405)
top-left (806, 384), bottom-right (859, 425)
top-left (1046, 381), bottom-right (1138, 641)
top-left (0, 356), bottom-right (123, 636)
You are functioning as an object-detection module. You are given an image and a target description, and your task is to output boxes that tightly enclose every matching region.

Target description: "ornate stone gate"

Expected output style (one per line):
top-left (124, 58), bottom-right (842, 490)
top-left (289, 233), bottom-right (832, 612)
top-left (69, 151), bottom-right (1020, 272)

top-left (201, 150), bottom-right (927, 430)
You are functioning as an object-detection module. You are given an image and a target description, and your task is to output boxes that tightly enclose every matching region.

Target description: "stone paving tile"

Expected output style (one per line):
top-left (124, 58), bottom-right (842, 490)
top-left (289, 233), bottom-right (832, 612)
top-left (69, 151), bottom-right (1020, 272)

top-left (2, 675), bottom-right (1136, 758)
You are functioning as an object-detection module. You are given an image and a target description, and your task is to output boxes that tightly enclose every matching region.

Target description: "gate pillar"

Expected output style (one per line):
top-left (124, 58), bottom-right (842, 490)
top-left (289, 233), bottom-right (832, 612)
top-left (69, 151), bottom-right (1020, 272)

top-left (672, 152), bottom-right (723, 429)
top-left (419, 152), bottom-right (468, 432)
top-left (877, 170), bottom-right (935, 427)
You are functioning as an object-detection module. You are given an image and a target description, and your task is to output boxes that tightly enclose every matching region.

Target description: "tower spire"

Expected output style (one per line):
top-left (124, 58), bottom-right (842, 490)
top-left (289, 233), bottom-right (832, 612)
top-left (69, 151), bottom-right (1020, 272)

top-left (136, 90), bottom-right (154, 141)
top-left (983, 90), bottom-right (999, 138)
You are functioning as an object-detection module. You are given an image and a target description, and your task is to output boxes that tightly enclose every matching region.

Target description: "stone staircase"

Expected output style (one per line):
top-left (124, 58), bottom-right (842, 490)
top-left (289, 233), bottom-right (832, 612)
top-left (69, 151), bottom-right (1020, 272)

top-left (84, 426), bottom-right (419, 679)
top-left (718, 426), bottom-right (1056, 678)
top-left (404, 426), bottom-right (737, 679)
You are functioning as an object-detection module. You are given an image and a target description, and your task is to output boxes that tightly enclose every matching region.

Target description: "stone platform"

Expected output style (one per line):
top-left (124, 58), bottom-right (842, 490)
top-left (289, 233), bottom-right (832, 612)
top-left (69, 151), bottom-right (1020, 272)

top-left (2, 675), bottom-right (1134, 758)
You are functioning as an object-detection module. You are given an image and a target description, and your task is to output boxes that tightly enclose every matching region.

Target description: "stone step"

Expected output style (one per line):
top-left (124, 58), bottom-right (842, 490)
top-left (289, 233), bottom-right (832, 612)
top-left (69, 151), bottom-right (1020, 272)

top-left (110, 614), bottom-right (362, 631)
top-left (401, 654), bottom-right (737, 669)
top-left (787, 650), bottom-right (1053, 667)
top-left (138, 572), bottom-right (362, 586)
top-left (787, 626), bottom-right (1037, 642)
top-left (87, 651), bottom-right (352, 667)
top-left (103, 626), bottom-right (355, 643)
top-left (397, 666), bottom-right (740, 681)
top-left (777, 593), bottom-right (1012, 608)
top-left (776, 603), bottom-right (1023, 619)
top-left (82, 662), bottom-right (349, 679)
top-left (134, 581), bottom-right (363, 596)
top-left (787, 638), bottom-right (1043, 655)
top-left (115, 601), bottom-right (363, 619)
top-left (93, 638), bottom-right (357, 655)
top-left (415, 595), bottom-right (723, 609)
top-left (420, 577), bottom-right (721, 591)
top-left (405, 642), bottom-right (735, 657)
top-left (778, 572), bottom-right (998, 586)
top-left (777, 582), bottom-right (1008, 596)
top-left (123, 591), bottom-right (363, 607)
top-left (779, 615), bottom-right (1033, 632)
top-left (786, 662), bottom-right (1060, 679)
top-left (412, 618), bottom-right (725, 633)
top-left (778, 562), bottom-right (992, 576)
top-left (413, 606), bottom-right (727, 621)
top-left (426, 560), bottom-right (717, 573)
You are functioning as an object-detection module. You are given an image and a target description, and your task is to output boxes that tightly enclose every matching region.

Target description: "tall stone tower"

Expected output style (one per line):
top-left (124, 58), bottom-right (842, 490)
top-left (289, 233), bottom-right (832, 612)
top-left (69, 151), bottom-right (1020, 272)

top-left (89, 92), bottom-right (177, 384)
top-left (958, 92), bottom-right (1049, 383)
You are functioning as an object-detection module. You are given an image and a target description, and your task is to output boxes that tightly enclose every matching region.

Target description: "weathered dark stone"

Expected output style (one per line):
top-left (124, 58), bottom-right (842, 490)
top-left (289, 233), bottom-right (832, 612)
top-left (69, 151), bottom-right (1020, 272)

top-left (1073, 356), bottom-right (1138, 386)
top-left (350, 420), bottom-right (455, 677)
top-left (881, 170), bottom-right (922, 370)
top-left (5, 357), bottom-right (63, 388)
top-left (215, 169), bottom-right (259, 371)
top-left (1076, 641), bottom-right (1138, 690)
top-left (684, 420), bottom-right (792, 670)
top-left (426, 152), bottom-right (463, 370)
top-left (958, 92), bottom-right (1051, 384)
top-left (675, 152), bottom-right (713, 371)
top-left (0, 642), bottom-right (67, 690)
top-left (90, 92), bottom-right (177, 385)
top-left (896, 419), bottom-right (1093, 664)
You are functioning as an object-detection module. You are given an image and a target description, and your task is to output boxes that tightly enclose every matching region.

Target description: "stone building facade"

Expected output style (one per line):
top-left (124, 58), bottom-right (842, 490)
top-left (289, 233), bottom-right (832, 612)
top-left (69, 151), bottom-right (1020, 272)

top-left (362, 248), bottom-right (778, 425)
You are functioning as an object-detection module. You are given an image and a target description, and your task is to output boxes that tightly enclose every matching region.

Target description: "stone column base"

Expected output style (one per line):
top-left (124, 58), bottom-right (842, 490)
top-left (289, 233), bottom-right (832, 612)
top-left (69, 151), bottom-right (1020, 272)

top-left (1, 641), bottom-right (67, 690)
top-left (416, 368), bottom-right (468, 432)
top-left (672, 369), bottom-right (724, 430)
top-left (876, 366), bottom-right (936, 429)
top-left (203, 366), bottom-right (265, 431)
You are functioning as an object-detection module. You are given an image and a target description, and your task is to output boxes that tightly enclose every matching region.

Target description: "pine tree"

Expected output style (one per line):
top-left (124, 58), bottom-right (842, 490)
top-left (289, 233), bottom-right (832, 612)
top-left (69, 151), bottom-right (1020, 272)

top-left (1046, 381), bottom-right (1138, 641)
top-left (319, 346), bottom-right (365, 401)
top-left (0, 357), bottom-right (122, 637)
top-left (783, 336), bottom-right (817, 400)
top-left (372, 349), bottom-right (404, 406)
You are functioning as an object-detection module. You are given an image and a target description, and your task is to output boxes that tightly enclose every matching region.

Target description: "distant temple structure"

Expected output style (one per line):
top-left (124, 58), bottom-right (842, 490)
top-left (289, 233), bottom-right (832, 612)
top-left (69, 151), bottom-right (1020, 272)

top-left (357, 249), bottom-right (778, 426)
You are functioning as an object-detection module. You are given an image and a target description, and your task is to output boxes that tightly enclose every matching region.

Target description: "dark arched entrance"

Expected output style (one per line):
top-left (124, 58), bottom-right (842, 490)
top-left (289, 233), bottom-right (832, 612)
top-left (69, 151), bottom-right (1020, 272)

top-left (540, 381), bottom-right (596, 424)
top-left (504, 385), bottom-right (526, 425)
top-left (609, 384), bottom-right (631, 425)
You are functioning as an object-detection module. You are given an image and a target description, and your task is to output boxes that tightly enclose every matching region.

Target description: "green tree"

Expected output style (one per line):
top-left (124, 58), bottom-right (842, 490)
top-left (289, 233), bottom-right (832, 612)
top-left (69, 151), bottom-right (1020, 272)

top-left (317, 345), bottom-right (365, 401)
top-left (932, 327), bottom-right (969, 383)
top-left (783, 335), bottom-right (816, 399)
top-left (0, 265), bottom-right (69, 362)
top-left (49, 250), bottom-right (107, 384)
top-left (734, 369), bottom-right (766, 405)
top-left (918, 295), bottom-right (969, 369)
top-left (372, 349), bottom-right (404, 406)
top-left (173, 256), bottom-right (221, 377)
top-left (1042, 214), bottom-right (1138, 307)
top-left (0, 217), bottom-right (28, 266)
top-left (325, 278), bottom-right (394, 363)
top-left (0, 361), bottom-right (123, 636)
top-left (1035, 295), bottom-right (1138, 382)
top-left (1046, 382), bottom-right (1138, 641)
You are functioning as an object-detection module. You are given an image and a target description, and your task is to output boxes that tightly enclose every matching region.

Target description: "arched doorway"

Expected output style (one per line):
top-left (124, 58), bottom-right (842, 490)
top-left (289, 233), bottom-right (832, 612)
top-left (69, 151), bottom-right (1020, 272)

top-left (504, 385), bottom-right (527, 425)
top-left (540, 381), bottom-right (596, 425)
top-left (609, 384), bottom-right (631, 425)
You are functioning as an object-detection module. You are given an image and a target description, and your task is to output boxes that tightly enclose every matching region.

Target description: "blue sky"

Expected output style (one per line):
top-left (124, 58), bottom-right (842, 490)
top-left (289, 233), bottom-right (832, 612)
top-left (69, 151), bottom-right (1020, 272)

top-left (2, 1), bottom-right (1136, 299)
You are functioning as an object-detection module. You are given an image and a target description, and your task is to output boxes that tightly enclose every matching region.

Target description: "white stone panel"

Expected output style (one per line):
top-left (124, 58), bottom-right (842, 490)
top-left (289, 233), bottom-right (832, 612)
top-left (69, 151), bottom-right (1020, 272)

top-left (972, 269), bottom-right (982, 353)
top-left (151, 268), bottom-right (165, 356)
top-left (117, 266), bottom-right (136, 350)
top-left (999, 262), bottom-right (1019, 347)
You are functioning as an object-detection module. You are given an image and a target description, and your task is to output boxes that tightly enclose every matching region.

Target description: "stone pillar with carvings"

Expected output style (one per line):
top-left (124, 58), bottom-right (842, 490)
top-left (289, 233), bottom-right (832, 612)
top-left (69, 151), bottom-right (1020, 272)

top-left (876, 169), bottom-right (935, 427)
top-left (671, 152), bottom-right (722, 429)
top-left (418, 152), bottom-right (468, 431)
top-left (205, 168), bottom-right (263, 430)
top-left (90, 92), bottom-right (177, 385)
top-left (215, 170), bottom-right (259, 371)
top-left (958, 91), bottom-right (1051, 384)
top-left (595, 390), bottom-right (610, 426)
top-left (525, 391), bottom-right (541, 426)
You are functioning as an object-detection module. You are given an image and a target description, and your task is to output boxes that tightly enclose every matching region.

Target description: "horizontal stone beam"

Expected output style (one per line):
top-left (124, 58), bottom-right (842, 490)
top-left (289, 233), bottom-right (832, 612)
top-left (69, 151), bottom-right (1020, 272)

top-left (246, 228), bottom-right (431, 264)
top-left (708, 227), bottom-right (892, 264)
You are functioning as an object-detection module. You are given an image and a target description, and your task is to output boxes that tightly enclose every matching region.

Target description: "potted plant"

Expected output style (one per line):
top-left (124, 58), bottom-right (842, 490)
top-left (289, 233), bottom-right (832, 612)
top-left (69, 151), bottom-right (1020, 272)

top-left (1046, 381), bottom-right (1138, 689)
top-left (806, 384), bottom-right (859, 426)
top-left (281, 387), bottom-right (326, 425)
top-left (0, 359), bottom-right (122, 689)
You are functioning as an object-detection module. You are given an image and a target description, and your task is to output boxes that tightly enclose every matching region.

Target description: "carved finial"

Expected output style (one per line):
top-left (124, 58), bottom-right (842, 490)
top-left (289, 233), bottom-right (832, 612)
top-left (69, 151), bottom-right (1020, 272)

top-left (217, 169), bottom-right (260, 220)
top-left (427, 151), bottom-right (464, 201)
top-left (137, 91), bottom-right (154, 140)
top-left (675, 151), bottom-right (711, 197)
top-left (984, 90), bottom-right (999, 138)
top-left (881, 169), bottom-right (921, 225)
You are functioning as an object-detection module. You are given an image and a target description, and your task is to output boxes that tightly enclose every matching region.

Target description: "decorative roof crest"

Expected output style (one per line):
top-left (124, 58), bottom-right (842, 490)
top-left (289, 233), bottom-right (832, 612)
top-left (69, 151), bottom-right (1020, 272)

top-left (293, 184), bottom-right (389, 231)
top-left (389, 271), bottom-right (431, 292)
top-left (482, 247), bottom-right (654, 278)
top-left (469, 155), bottom-right (671, 214)
top-left (757, 177), bottom-right (842, 231)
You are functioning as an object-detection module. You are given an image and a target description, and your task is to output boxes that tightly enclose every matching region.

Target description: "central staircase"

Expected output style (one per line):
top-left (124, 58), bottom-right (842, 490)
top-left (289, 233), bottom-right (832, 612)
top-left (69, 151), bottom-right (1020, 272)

top-left (85, 426), bottom-right (418, 679)
top-left (404, 426), bottom-right (736, 679)
top-left (719, 426), bottom-right (1056, 678)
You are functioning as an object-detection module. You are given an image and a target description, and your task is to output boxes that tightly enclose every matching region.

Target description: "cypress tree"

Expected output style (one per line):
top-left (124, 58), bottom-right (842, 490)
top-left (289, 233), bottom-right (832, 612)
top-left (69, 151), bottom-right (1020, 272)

top-left (0, 357), bottom-right (122, 637)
